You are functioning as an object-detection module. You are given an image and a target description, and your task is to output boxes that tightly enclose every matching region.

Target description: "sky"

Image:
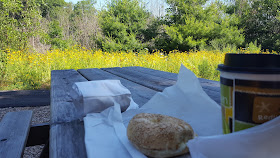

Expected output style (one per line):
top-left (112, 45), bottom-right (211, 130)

top-left (64, 0), bottom-right (217, 17)
top-left (64, 0), bottom-right (168, 16)
top-left (64, 0), bottom-right (106, 10)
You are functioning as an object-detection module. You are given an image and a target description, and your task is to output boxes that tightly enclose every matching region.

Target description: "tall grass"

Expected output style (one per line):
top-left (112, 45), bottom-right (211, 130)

top-left (1, 46), bottom-right (275, 90)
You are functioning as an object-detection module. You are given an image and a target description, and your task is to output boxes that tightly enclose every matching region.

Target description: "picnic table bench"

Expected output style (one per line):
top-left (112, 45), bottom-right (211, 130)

top-left (0, 110), bottom-right (33, 158)
top-left (0, 111), bottom-right (50, 158)
top-left (50, 66), bottom-right (220, 158)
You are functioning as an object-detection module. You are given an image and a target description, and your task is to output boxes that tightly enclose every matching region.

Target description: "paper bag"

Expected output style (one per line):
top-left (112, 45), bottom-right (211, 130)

top-left (71, 80), bottom-right (138, 117)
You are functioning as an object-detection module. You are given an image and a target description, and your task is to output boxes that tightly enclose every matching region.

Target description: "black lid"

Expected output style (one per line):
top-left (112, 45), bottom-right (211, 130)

top-left (217, 53), bottom-right (280, 74)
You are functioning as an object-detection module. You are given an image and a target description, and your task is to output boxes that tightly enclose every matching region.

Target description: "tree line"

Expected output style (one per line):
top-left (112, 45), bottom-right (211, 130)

top-left (0, 0), bottom-right (279, 52)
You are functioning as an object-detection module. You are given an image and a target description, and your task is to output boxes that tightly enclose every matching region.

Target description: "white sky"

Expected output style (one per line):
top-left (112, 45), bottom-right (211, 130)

top-left (64, 0), bottom-right (218, 17)
top-left (64, 0), bottom-right (168, 16)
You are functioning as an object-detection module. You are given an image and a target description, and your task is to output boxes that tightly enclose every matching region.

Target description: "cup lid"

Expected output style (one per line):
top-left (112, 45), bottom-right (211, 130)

top-left (217, 53), bottom-right (280, 74)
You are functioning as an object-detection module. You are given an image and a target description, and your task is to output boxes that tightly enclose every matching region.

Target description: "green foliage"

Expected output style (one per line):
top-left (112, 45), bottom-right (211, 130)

top-left (166, 0), bottom-right (208, 24)
top-left (69, 0), bottom-right (100, 49)
top-left (0, 50), bottom-right (7, 80)
top-left (49, 20), bottom-right (63, 38)
top-left (100, 34), bottom-right (143, 52)
top-left (142, 19), bottom-right (160, 41)
top-left (73, 0), bottom-right (96, 15)
top-left (47, 20), bottom-right (70, 49)
top-left (0, 0), bottom-right (41, 50)
top-left (36, 0), bottom-right (66, 18)
top-left (98, 0), bottom-right (150, 52)
top-left (155, 0), bottom-right (245, 52)
top-left (14, 71), bottom-right (42, 90)
top-left (230, 0), bottom-right (280, 52)
top-left (141, 17), bottom-right (165, 51)
top-left (245, 41), bottom-right (262, 53)
top-left (198, 59), bottom-right (211, 79)
top-left (0, 0), bottom-right (279, 53)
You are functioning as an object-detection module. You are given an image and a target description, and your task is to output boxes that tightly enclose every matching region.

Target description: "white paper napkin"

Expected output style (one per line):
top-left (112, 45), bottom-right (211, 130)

top-left (187, 116), bottom-right (280, 158)
top-left (84, 65), bottom-right (222, 158)
top-left (121, 65), bottom-right (223, 136)
top-left (84, 102), bottom-right (146, 158)
top-left (83, 65), bottom-right (280, 158)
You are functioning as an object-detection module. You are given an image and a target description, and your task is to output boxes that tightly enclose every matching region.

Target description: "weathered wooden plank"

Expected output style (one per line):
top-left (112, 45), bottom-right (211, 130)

top-left (102, 66), bottom-right (221, 104)
top-left (119, 66), bottom-right (178, 81)
top-left (102, 67), bottom-right (176, 91)
top-left (118, 66), bottom-right (220, 91)
top-left (0, 90), bottom-right (50, 108)
top-left (0, 110), bottom-right (33, 158)
top-left (51, 69), bottom-right (88, 123)
top-left (78, 68), bottom-right (158, 106)
top-left (202, 88), bottom-right (221, 105)
top-left (118, 66), bottom-right (220, 89)
top-left (130, 66), bottom-right (221, 104)
top-left (130, 67), bottom-right (221, 104)
top-left (199, 82), bottom-right (221, 104)
top-left (50, 120), bottom-right (87, 158)
top-left (199, 78), bottom-right (220, 92)
top-left (51, 69), bottom-right (88, 158)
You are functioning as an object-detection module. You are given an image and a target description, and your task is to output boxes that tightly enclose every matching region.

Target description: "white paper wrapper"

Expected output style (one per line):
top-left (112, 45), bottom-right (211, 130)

top-left (71, 80), bottom-right (138, 118)
top-left (84, 102), bottom-right (147, 158)
top-left (83, 65), bottom-right (280, 158)
top-left (84, 65), bottom-right (222, 158)
top-left (121, 66), bottom-right (223, 136)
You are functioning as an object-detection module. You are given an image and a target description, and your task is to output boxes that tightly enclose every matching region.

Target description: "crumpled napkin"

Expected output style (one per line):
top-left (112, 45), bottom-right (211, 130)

top-left (121, 65), bottom-right (223, 136)
top-left (187, 115), bottom-right (280, 158)
top-left (84, 102), bottom-right (146, 158)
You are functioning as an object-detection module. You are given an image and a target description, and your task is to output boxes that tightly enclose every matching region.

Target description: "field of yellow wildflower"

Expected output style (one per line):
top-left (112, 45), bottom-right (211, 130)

top-left (1, 47), bottom-right (273, 90)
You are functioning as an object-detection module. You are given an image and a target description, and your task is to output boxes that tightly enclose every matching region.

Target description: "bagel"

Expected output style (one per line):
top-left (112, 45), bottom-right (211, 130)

top-left (127, 113), bottom-right (194, 158)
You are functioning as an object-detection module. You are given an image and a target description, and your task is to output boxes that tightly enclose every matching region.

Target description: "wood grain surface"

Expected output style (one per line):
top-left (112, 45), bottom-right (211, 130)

top-left (0, 110), bottom-right (33, 158)
top-left (78, 68), bottom-right (158, 106)
top-left (103, 66), bottom-right (221, 104)
top-left (50, 69), bottom-right (88, 158)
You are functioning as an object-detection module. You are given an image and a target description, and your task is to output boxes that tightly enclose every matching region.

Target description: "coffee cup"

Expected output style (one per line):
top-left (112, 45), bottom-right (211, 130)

top-left (217, 53), bottom-right (280, 133)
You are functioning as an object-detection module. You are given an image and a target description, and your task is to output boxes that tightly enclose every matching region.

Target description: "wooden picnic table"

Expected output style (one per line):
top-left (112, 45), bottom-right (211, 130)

top-left (50, 66), bottom-right (220, 158)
